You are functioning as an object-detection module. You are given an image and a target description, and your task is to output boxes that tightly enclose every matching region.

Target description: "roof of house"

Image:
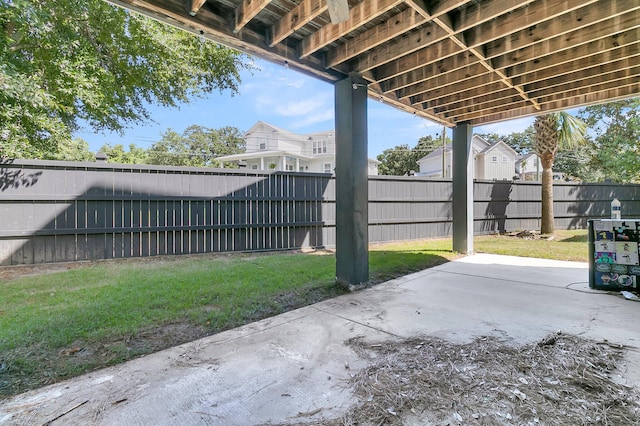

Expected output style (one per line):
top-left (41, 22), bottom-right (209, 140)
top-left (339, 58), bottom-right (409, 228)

top-left (418, 135), bottom-right (514, 163)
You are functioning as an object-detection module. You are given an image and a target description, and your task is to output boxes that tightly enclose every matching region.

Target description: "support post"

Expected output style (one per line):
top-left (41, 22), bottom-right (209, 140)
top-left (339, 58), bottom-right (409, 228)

top-left (452, 122), bottom-right (474, 254)
top-left (335, 73), bottom-right (369, 289)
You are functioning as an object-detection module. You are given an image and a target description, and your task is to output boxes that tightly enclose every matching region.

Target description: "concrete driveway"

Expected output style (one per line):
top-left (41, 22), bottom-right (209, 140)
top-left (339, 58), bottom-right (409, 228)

top-left (1, 254), bottom-right (638, 425)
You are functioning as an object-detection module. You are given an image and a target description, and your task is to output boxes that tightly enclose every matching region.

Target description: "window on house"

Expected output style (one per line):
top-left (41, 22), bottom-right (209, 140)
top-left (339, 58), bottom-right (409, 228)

top-left (251, 164), bottom-right (258, 170)
top-left (502, 156), bottom-right (508, 162)
top-left (312, 140), bottom-right (328, 154)
top-left (491, 156), bottom-right (498, 162)
top-left (324, 163), bottom-right (332, 173)
top-left (259, 139), bottom-right (267, 150)
top-left (533, 159), bottom-right (538, 166)
top-left (286, 164), bottom-right (294, 171)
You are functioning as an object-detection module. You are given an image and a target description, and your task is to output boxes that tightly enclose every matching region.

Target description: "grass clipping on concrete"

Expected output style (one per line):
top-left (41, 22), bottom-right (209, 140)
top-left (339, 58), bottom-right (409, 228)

top-left (317, 333), bottom-right (639, 425)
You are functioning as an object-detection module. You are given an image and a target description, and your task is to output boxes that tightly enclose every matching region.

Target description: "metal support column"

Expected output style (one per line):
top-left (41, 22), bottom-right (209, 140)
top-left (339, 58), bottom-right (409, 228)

top-left (452, 122), bottom-right (474, 254)
top-left (335, 72), bottom-right (369, 289)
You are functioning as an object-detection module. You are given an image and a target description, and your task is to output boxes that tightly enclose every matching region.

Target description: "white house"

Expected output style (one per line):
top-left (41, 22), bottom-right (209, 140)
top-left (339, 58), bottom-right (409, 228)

top-left (417, 135), bottom-right (519, 180)
top-left (515, 153), bottom-right (541, 181)
top-left (216, 121), bottom-right (380, 175)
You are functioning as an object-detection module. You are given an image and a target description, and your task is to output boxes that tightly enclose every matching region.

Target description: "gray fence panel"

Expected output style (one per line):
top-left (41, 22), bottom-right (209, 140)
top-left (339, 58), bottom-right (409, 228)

top-left (2, 160), bottom-right (640, 265)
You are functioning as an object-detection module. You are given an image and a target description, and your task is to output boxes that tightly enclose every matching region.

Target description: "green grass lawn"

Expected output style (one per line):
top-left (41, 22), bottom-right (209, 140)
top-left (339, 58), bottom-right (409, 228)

top-left (0, 230), bottom-right (587, 398)
top-left (475, 229), bottom-right (589, 262)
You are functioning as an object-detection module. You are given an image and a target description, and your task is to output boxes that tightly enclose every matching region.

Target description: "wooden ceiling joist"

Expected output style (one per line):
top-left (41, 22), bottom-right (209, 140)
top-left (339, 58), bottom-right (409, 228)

top-left (299, 0), bottom-right (405, 59)
top-left (105, 0), bottom-right (640, 127)
top-left (268, 0), bottom-right (327, 47)
top-left (187, 0), bottom-right (207, 16)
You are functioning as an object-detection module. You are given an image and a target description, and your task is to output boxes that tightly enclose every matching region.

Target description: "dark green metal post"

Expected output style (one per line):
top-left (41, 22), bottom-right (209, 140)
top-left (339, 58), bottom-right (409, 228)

top-left (452, 122), bottom-right (474, 254)
top-left (334, 73), bottom-right (369, 289)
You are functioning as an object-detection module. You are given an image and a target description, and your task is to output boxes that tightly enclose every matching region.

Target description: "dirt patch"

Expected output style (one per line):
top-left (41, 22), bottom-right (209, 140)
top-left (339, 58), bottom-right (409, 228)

top-left (0, 321), bottom-right (209, 398)
top-left (0, 262), bottom-right (90, 282)
top-left (285, 333), bottom-right (640, 425)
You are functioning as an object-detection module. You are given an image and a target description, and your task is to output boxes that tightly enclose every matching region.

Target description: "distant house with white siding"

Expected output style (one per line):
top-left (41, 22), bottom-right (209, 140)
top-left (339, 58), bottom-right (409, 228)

top-left (216, 121), bottom-right (379, 175)
top-left (515, 152), bottom-right (541, 181)
top-left (417, 135), bottom-right (518, 180)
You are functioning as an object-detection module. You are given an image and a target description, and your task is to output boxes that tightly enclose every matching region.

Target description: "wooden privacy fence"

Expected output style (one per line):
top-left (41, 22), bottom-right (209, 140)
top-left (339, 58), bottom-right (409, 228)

top-left (1, 159), bottom-right (640, 265)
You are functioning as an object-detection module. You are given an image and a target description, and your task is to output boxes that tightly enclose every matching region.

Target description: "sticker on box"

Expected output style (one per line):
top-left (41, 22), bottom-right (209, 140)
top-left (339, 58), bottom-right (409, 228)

top-left (593, 221), bottom-right (613, 232)
top-left (595, 241), bottom-right (615, 252)
top-left (596, 263), bottom-right (612, 272)
top-left (616, 274), bottom-right (636, 288)
top-left (617, 241), bottom-right (638, 254)
top-left (595, 272), bottom-right (618, 286)
top-left (594, 252), bottom-right (616, 263)
top-left (628, 265), bottom-right (640, 275)
top-left (616, 252), bottom-right (639, 265)
top-left (615, 229), bottom-right (640, 242)
top-left (611, 264), bottom-right (628, 274)
top-left (595, 230), bottom-right (614, 241)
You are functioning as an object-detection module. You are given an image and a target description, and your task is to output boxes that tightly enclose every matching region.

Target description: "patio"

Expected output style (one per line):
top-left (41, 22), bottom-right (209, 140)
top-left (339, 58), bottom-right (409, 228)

top-left (1, 253), bottom-right (638, 424)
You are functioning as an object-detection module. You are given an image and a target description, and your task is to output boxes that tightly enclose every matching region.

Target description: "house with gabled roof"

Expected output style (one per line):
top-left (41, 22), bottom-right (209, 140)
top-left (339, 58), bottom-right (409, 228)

top-left (216, 121), bottom-right (379, 175)
top-left (417, 135), bottom-right (518, 180)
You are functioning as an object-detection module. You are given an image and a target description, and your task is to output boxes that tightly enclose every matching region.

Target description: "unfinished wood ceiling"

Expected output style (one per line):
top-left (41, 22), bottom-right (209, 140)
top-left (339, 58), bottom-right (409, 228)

top-left (108, 0), bottom-right (639, 127)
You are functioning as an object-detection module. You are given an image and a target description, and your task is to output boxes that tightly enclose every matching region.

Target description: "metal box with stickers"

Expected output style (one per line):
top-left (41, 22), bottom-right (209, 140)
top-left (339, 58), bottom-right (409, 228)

top-left (588, 219), bottom-right (640, 290)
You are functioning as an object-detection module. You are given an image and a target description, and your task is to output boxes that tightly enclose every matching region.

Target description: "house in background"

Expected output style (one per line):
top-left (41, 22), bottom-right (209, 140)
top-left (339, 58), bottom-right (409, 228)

top-left (417, 135), bottom-right (519, 180)
top-left (216, 121), bottom-right (380, 175)
top-left (516, 152), bottom-right (541, 181)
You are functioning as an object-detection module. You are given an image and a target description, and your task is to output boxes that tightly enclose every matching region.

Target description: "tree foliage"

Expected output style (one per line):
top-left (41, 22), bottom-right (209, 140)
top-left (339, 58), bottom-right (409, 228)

top-left (146, 125), bottom-right (245, 167)
top-left (377, 135), bottom-right (446, 176)
top-left (578, 98), bottom-right (640, 183)
top-left (0, 0), bottom-right (250, 158)
top-left (44, 138), bottom-right (95, 162)
top-left (99, 143), bottom-right (148, 164)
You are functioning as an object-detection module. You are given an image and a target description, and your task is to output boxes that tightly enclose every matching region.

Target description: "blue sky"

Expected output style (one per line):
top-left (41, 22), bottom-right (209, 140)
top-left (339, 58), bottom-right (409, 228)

top-left (74, 58), bottom-right (535, 158)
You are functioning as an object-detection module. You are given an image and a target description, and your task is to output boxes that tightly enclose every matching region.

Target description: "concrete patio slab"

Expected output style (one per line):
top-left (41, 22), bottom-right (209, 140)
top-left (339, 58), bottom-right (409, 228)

top-left (1, 253), bottom-right (639, 425)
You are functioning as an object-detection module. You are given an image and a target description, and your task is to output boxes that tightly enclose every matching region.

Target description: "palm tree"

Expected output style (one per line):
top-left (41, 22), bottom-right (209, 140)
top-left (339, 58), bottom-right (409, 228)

top-left (534, 112), bottom-right (586, 234)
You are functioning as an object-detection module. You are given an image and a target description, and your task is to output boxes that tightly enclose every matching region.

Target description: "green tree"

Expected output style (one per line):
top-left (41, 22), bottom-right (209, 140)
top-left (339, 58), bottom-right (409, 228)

top-left (377, 144), bottom-right (416, 176)
top-left (534, 112), bottom-right (586, 234)
top-left (377, 135), bottom-right (447, 176)
top-left (99, 143), bottom-right (148, 164)
top-left (44, 138), bottom-right (95, 162)
top-left (577, 98), bottom-right (640, 183)
top-left (147, 125), bottom-right (245, 167)
top-left (0, 0), bottom-right (250, 158)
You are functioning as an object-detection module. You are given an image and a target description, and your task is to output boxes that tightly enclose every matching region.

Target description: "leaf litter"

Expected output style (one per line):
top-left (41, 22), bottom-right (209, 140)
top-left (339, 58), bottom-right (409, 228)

top-left (282, 332), bottom-right (640, 425)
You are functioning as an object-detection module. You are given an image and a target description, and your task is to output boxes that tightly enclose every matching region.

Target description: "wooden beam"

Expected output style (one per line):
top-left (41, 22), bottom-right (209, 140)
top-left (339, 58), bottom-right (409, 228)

top-left (511, 45), bottom-right (640, 86)
top-left (482, 0), bottom-right (640, 59)
top-left (325, 7), bottom-right (426, 68)
top-left (525, 60), bottom-right (640, 93)
top-left (268, 0), bottom-right (326, 47)
top-left (186, 0), bottom-right (207, 16)
top-left (491, 17), bottom-right (640, 70)
top-left (427, 0), bottom-right (541, 111)
top-left (536, 81), bottom-right (640, 105)
top-left (436, 88), bottom-right (520, 113)
top-left (347, 23), bottom-right (449, 73)
top-left (417, 81), bottom-right (508, 109)
top-left (299, 0), bottom-right (404, 58)
top-left (445, 96), bottom-right (529, 121)
top-left (234, 0), bottom-right (271, 33)
top-left (452, 0), bottom-right (535, 33)
top-left (374, 38), bottom-right (462, 82)
top-left (440, 91), bottom-right (523, 116)
top-left (465, 0), bottom-right (598, 49)
top-left (381, 52), bottom-right (478, 93)
top-left (396, 63), bottom-right (490, 99)
top-left (460, 85), bottom-right (640, 127)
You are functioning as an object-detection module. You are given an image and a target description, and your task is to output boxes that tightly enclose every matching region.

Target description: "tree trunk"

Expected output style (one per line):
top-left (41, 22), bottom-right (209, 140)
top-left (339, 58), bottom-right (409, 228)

top-left (540, 156), bottom-right (555, 234)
